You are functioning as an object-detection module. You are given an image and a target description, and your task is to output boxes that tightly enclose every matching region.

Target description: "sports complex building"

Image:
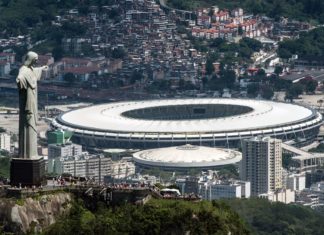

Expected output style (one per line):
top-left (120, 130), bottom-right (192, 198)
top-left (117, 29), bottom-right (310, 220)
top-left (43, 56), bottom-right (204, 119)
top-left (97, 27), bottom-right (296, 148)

top-left (132, 144), bottom-right (242, 170)
top-left (51, 98), bottom-right (323, 149)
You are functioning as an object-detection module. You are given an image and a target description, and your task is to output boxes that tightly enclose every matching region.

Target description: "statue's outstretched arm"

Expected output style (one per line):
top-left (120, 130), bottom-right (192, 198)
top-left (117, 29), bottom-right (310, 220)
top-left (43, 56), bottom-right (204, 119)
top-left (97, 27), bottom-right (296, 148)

top-left (34, 66), bottom-right (48, 80)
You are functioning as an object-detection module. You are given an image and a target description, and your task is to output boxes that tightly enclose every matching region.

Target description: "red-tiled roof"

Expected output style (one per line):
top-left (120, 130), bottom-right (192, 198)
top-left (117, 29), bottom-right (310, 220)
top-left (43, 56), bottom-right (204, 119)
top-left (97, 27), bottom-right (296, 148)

top-left (215, 11), bottom-right (229, 17)
top-left (0, 52), bottom-right (15, 56)
top-left (61, 57), bottom-right (91, 64)
top-left (64, 66), bottom-right (100, 75)
top-left (0, 61), bottom-right (9, 65)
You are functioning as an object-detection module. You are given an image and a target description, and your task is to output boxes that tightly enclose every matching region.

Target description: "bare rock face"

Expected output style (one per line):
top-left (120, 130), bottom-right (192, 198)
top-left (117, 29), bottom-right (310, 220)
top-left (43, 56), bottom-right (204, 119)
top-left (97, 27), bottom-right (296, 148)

top-left (0, 193), bottom-right (72, 234)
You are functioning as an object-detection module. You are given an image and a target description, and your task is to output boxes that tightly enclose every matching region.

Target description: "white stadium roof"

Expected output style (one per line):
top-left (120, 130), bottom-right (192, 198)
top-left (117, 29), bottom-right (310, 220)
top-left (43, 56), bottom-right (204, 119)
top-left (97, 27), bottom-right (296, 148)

top-left (133, 144), bottom-right (242, 168)
top-left (56, 98), bottom-right (319, 134)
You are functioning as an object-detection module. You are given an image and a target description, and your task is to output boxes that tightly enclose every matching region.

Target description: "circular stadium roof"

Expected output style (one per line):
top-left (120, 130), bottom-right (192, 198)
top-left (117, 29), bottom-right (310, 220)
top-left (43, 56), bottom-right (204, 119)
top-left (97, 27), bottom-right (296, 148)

top-left (55, 98), bottom-right (320, 133)
top-left (132, 144), bottom-right (242, 168)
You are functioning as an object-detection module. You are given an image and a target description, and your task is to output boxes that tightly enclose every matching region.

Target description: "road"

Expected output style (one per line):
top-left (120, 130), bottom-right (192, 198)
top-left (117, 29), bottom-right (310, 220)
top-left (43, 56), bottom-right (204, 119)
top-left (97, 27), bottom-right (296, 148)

top-left (282, 70), bottom-right (324, 83)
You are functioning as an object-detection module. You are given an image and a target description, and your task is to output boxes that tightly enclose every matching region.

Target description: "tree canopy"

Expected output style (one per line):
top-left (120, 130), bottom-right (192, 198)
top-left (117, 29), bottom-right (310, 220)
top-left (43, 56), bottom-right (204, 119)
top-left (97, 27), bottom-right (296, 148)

top-left (40, 197), bottom-right (324, 235)
top-left (43, 199), bottom-right (249, 235)
top-left (225, 198), bottom-right (324, 235)
top-left (278, 27), bottom-right (324, 59)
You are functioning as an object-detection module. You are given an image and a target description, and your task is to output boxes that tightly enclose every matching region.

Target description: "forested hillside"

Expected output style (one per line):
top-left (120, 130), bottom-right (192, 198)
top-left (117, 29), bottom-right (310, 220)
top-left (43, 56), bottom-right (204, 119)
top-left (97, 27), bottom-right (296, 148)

top-left (0, 0), bottom-right (114, 35)
top-left (278, 27), bottom-right (324, 59)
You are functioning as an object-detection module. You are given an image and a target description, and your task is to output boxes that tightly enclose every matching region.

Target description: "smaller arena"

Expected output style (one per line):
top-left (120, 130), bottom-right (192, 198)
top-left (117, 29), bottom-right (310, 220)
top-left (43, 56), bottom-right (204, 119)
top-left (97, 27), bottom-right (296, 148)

top-left (132, 144), bottom-right (242, 170)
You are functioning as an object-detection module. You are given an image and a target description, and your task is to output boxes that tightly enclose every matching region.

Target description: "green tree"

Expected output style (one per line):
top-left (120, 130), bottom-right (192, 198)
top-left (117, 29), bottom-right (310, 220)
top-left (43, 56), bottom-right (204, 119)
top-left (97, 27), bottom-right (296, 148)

top-left (210, 38), bottom-right (226, 48)
top-left (247, 83), bottom-right (259, 97)
top-left (52, 46), bottom-right (63, 61)
top-left (238, 26), bottom-right (243, 35)
top-left (285, 83), bottom-right (304, 100)
top-left (111, 47), bottom-right (126, 59)
top-left (130, 69), bottom-right (143, 84)
top-left (205, 59), bottom-right (214, 75)
top-left (261, 85), bottom-right (274, 100)
top-left (220, 69), bottom-right (236, 89)
top-left (282, 153), bottom-right (293, 169)
top-left (299, 78), bottom-right (318, 93)
top-left (240, 37), bottom-right (262, 52)
top-left (274, 66), bottom-right (283, 75)
top-left (0, 157), bottom-right (10, 178)
top-left (63, 73), bottom-right (78, 84)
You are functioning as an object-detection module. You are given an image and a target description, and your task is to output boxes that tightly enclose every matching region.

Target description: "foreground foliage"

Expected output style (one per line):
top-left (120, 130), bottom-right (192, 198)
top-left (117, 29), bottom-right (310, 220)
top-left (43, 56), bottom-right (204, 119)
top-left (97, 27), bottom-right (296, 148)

top-left (0, 156), bottom-right (10, 178)
top-left (42, 197), bottom-right (324, 235)
top-left (224, 198), bottom-right (324, 235)
top-left (43, 199), bottom-right (249, 235)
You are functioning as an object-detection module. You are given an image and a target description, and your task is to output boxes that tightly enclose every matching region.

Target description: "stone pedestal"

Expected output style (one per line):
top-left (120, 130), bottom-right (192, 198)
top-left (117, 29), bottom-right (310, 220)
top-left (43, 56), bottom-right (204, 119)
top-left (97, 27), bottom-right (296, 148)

top-left (10, 157), bottom-right (46, 187)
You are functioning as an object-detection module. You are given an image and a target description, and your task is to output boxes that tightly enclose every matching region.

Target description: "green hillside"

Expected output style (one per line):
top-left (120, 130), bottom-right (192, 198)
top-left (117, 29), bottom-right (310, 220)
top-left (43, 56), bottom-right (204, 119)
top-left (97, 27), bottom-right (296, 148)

top-left (278, 27), bottom-right (324, 59)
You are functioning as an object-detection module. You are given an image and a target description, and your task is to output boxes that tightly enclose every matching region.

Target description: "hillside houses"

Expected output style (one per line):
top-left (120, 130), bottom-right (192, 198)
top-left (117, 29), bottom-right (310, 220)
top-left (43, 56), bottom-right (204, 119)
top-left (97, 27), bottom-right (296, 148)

top-left (191, 7), bottom-right (267, 40)
top-left (0, 52), bottom-right (15, 77)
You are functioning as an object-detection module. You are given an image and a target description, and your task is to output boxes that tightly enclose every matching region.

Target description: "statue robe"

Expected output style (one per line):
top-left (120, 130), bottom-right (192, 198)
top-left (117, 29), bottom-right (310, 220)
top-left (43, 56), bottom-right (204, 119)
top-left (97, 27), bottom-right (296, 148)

top-left (17, 66), bottom-right (42, 159)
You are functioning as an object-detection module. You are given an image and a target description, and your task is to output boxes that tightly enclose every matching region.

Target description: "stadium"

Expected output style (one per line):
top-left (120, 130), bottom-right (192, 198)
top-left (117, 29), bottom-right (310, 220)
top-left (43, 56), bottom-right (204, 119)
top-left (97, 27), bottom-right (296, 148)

top-left (132, 144), bottom-right (242, 170)
top-left (51, 98), bottom-right (323, 149)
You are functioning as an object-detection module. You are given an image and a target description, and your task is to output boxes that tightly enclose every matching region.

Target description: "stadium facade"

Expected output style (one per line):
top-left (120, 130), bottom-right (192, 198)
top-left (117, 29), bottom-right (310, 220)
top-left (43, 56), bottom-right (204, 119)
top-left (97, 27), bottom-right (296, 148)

top-left (51, 98), bottom-right (323, 149)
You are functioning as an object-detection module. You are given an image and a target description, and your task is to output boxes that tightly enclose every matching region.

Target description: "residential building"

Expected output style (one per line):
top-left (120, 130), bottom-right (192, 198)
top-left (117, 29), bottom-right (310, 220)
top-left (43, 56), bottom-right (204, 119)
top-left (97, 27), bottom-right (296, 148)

top-left (110, 160), bottom-right (136, 179)
top-left (240, 136), bottom-right (283, 196)
top-left (175, 178), bottom-right (186, 195)
top-left (0, 52), bottom-right (15, 64)
top-left (294, 182), bottom-right (324, 210)
top-left (306, 170), bottom-right (324, 188)
top-left (48, 153), bottom-right (135, 183)
top-left (38, 54), bottom-right (55, 79)
top-left (287, 173), bottom-right (306, 191)
top-left (296, 190), bottom-right (323, 209)
top-left (48, 143), bottom-right (82, 159)
top-left (259, 189), bottom-right (295, 204)
top-left (0, 61), bottom-right (10, 77)
top-left (201, 180), bottom-right (251, 200)
top-left (0, 133), bottom-right (10, 152)
top-left (184, 176), bottom-right (199, 194)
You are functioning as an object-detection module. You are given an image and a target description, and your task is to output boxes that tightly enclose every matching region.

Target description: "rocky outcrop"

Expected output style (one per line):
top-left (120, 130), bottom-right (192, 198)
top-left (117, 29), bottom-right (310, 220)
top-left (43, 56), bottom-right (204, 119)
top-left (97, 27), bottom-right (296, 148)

top-left (0, 192), bottom-right (72, 234)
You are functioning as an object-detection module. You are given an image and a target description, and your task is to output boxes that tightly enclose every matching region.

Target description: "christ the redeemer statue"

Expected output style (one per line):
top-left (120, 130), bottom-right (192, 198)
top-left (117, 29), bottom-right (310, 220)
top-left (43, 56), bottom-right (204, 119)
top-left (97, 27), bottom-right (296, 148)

top-left (16, 51), bottom-right (48, 159)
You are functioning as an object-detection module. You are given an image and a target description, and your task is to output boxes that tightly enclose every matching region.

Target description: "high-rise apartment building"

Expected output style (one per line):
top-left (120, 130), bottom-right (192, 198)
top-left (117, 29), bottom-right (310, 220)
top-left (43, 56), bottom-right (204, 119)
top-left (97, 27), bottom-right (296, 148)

top-left (240, 136), bottom-right (282, 196)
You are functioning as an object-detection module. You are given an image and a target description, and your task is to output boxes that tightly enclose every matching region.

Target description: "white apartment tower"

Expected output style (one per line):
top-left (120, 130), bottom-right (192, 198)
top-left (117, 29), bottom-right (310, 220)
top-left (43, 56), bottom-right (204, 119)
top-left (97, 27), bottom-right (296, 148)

top-left (240, 136), bottom-right (282, 196)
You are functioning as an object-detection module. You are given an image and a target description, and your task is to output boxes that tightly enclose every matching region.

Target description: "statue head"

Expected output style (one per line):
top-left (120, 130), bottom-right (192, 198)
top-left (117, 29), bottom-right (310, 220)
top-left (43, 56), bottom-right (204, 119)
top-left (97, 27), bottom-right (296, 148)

top-left (24, 51), bottom-right (38, 67)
